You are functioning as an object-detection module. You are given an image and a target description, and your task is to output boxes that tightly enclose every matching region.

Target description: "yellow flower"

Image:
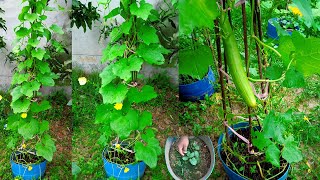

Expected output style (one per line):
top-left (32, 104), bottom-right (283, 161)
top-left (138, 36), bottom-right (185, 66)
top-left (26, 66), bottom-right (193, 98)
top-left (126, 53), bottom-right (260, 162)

top-left (0, 95), bottom-right (3, 101)
top-left (21, 113), bottom-right (27, 119)
top-left (288, 6), bottom-right (303, 16)
top-left (115, 144), bottom-right (121, 149)
top-left (28, 166), bottom-right (33, 171)
top-left (124, 167), bottom-right (130, 173)
top-left (303, 116), bottom-right (309, 122)
top-left (306, 161), bottom-right (312, 173)
top-left (114, 103), bottom-right (123, 110)
top-left (22, 144), bottom-right (26, 149)
top-left (78, 77), bottom-right (87, 85)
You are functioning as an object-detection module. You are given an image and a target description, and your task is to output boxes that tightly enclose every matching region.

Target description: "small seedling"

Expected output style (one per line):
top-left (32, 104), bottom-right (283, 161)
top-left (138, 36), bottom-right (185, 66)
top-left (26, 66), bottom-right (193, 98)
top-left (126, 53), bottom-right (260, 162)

top-left (181, 141), bottom-right (201, 166)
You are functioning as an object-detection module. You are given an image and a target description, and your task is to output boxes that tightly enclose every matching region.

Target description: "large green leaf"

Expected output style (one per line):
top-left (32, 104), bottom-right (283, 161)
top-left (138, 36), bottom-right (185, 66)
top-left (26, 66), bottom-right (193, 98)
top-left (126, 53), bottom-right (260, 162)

top-left (134, 141), bottom-right (158, 168)
top-left (31, 48), bottom-right (46, 60)
top-left (11, 86), bottom-right (23, 102)
top-left (282, 136), bottom-right (303, 163)
top-left (179, 46), bottom-right (213, 79)
top-left (30, 100), bottom-right (51, 113)
top-left (138, 25), bottom-right (159, 45)
top-left (110, 109), bottom-right (139, 138)
top-left (100, 64), bottom-right (116, 87)
top-left (24, 13), bottom-right (38, 22)
top-left (138, 111), bottom-right (152, 130)
top-left (101, 44), bottom-right (127, 63)
top-left (35, 134), bottom-right (56, 161)
top-left (179, 0), bottom-right (219, 35)
top-left (130, 1), bottom-right (153, 20)
top-left (21, 81), bottom-right (41, 97)
top-left (127, 85), bottom-right (157, 103)
top-left (293, 0), bottom-right (313, 27)
top-left (39, 120), bottom-right (49, 134)
top-left (109, 27), bottom-right (123, 43)
top-left (95, 104), bottom-right (121, 124)
top-left (265, 143), bottom-right (281, 167)
top-left (11, 73), bottom-right (29, 85)
top-left (99, 84), bottom-right (128, 104)
top-left (18, 118), bottom-right (39, 140)
top-left (136, 44), bottom-right (170, 65)
top-left (16, 27), bottom-right (30, 38)
top-left (37, 61), bottom-right (51, 74)
top-left (11, 98), bottom-right (31, 113)
top-left (112, 56), bottom-right (144, 81)
top-left (282, 68), bottom-right (305, 88)
top-left (252, 131), bottom-right (273, 151)
top-left (37, 72), bottom-right (58, 86)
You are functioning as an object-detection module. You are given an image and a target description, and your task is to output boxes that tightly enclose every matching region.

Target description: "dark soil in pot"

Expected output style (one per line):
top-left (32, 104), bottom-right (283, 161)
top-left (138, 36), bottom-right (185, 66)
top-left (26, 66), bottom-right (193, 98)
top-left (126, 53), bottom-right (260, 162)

top-left (104, 146), bottom-right (136, 164)
top-left (221, 128), bottom-right (289, 179)
top-left (13, 151), bottom-right (45, 164)
top-left (179, 74), bottom-right (199, 85)
top-left (169, 137), bottom-right (211, 179)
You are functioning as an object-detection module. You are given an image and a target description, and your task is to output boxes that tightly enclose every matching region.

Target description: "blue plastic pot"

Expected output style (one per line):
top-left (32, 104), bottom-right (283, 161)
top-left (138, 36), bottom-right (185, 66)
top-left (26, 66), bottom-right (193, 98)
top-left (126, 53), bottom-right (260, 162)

top-left (10, 151), bottom-right (47, 180)
top-left (102, 147), bottom-right (146, 180)
top-left (179, 67), bottom-right (216, 101)
top-left (217, 122), bottom-right (290, 180)
top-left (267, 18), bottom-right (297, 40)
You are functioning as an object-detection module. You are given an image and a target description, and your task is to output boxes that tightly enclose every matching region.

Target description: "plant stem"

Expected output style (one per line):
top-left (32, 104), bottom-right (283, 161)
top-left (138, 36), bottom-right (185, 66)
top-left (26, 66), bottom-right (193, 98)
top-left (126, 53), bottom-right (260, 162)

top-left (252, 35), bottom-right (281, 57)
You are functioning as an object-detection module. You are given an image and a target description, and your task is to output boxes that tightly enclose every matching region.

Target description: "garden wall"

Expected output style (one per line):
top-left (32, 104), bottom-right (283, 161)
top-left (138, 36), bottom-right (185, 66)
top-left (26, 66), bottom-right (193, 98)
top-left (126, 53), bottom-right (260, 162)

top-left (72, 0), bottom-right (178, 86)
top-left (0, 0), bottom-right (71, 90)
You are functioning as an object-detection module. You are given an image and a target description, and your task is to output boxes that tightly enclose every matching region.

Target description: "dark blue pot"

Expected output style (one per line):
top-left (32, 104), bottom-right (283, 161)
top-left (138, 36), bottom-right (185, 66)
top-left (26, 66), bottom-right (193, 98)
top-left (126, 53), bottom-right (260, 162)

top-left (267, 18), bottom-right (297, 40)
top-left (102, 147), bottom-right (146, 180)
top-left (10, 152), bottom-right (47, 180)
top-left (179, 67), bottom-right (215, 101)
top-left (217, 122), bottom-right (290, 180)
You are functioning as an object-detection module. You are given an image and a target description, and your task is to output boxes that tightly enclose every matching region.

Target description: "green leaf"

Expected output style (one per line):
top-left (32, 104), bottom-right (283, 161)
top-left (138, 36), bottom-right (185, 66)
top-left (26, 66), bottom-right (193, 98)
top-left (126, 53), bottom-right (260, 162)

top-left (136, 44), bottom-right (170, 65)
top-left (265, 143), bottom-right (281, 167)
top-left (18, 6), bottom-right (31, 21)
top-left (134, 141), bottom-right (158, 168)
top-left (263, 111), bottom-right (276, 139)
top-left (189, 158), bottom-right (198, 165)
top-left (110, 109), bottom-right (139, 138)
top-left (30, 100), bottom-right (51, 113)
top-left (18, 118), bottom-right (39, 140)
top-left (282, 137), bottom-right (303, 163)
top-left (97, 134), bottom-right (108, 147)
top-left (109, 27), bottom-right (123, 43)
top-left (252, 131), bottom-right (273, 151)
top-left (50, 24), bottom-right (64, 34)
top-left (11, 98), bottom-right (31, 113)
top-left (24, 13), bottom-right (38, 22)
top-left (28, 38), bottom-right (40, 47)
top-left (99, 84), bottom-right (128, 104)
top-left (179, 0), bottom-right (219, 35)
top-left (291, 32), bottom-right (320, 76)
top-left (37, 61), bottom-right (51, 74)
top-left (11, 73), bottom-right (29, 85)
top-left (7, 114), bottom-right (21, 131)
top-left (138, 25), bottom-right (159, 45)
top-left (99, 65), bottom-right (116, 87)
top-left (266, 64), bottom-right (284, 80)
top-left (11, 86), bottom-right (23, 102)
top-left (31, 48), bottom-right (46, 60)
top-left (282, 68), bottom-right (305, 88)
top-left (130, 1), bottom-right (153, 20)
top-left (35, 134), bottom-right (56, 161)
top-left (127, 85), bottom-right (157, 103)
top-left (37, 72), bottom-right (58, 86)
top-left (179, 46), bottom-right (214, 79)
top-left (15, 27), bottom-right (30, 38)
top-left (21, 81), bottom-right (41, 97)
top-left (104, 7), bottom-right (120, 20)
top-left (293, 0), bottom-right (313, 27)
top-left (112, 56), bottom-right (144, 81)
top-left (95, 104), bottom-right (121, 124)
top-left (39, 120), bottom-right (49, 134)
top-left (101, 44), bottom-right (127, 63)
top-left (120, 18), bottom-right (133, 34)
top-left (42, 28), bottom-right (52, 41)
top-left (138, 111), bottom-right (152, 130)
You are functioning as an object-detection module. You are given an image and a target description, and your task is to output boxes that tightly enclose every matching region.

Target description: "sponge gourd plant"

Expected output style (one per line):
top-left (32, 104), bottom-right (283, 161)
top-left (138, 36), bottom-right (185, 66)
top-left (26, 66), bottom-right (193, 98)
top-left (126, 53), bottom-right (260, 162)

top-left (6, 0), bottom-right (65, 163)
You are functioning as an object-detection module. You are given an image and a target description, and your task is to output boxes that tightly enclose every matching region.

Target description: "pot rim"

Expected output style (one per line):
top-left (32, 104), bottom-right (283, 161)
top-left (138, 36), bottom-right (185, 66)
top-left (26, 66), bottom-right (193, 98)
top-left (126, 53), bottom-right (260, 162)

top-left (10, 150), bottom-right (47, 166)
top-left (102, 146), bottom-right (144, 166)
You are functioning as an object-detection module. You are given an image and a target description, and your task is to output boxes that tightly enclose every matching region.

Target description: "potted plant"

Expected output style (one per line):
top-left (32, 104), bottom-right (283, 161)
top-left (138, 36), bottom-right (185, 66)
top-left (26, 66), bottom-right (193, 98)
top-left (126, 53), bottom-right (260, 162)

top-left (94, 0), bottom-right (169, 179)
top-left (267, 5), bottom-right (304, 39)
top-left (5, 0), bottom-right (64, 179)
top-left (215, 0), bottom-right (319, 179)
top-left (177, 0), bottom-right (220, 102)
top-left (165, 136), bottom-right (215, 180)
